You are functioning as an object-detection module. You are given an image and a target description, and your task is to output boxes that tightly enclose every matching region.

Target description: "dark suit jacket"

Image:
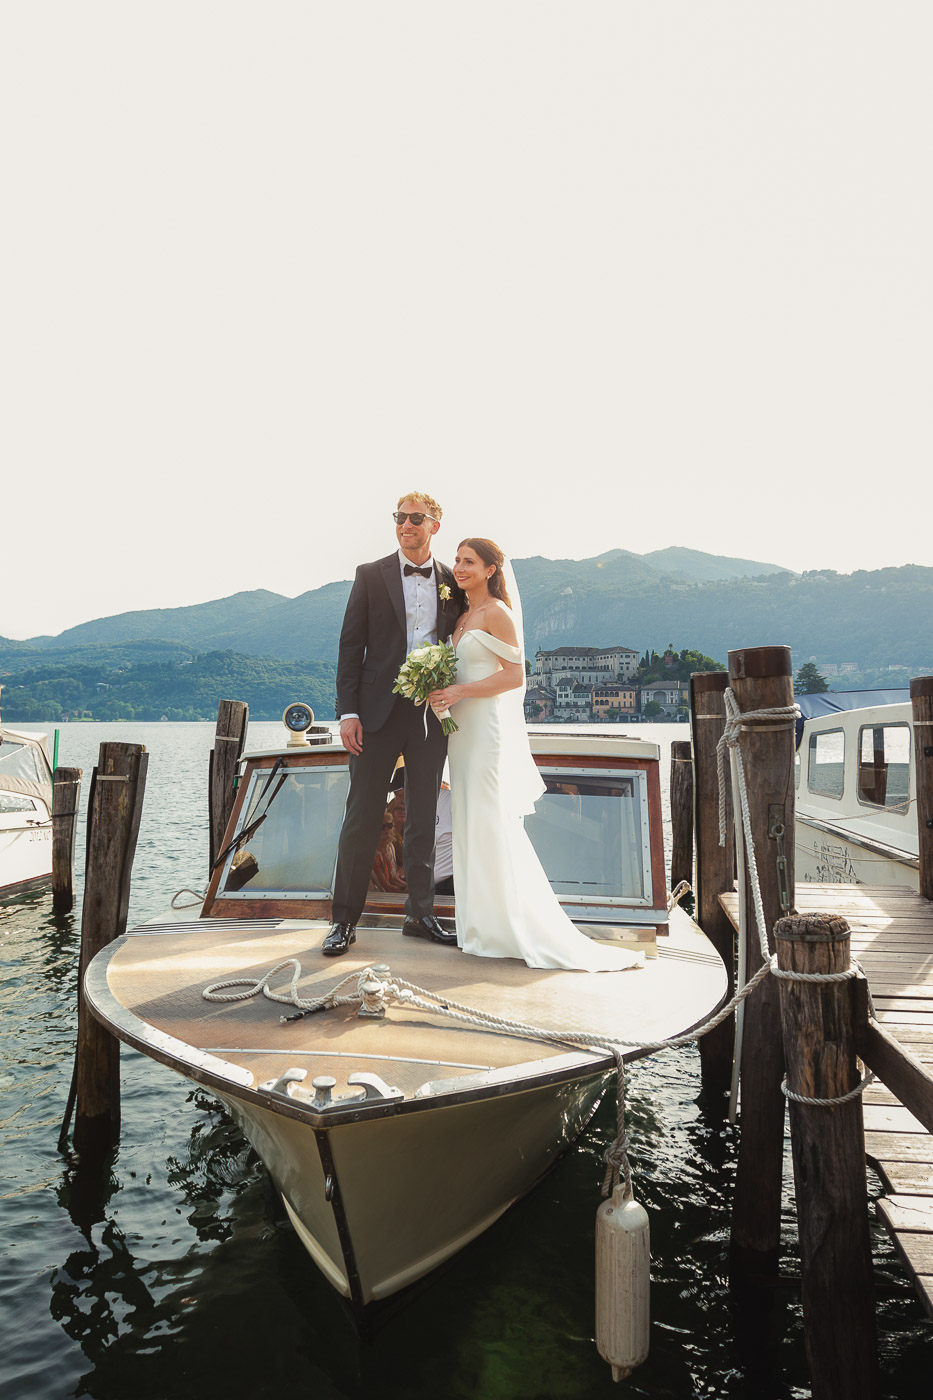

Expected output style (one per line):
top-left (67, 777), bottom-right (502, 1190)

top-left (335, 553), bottom-right (463, 730)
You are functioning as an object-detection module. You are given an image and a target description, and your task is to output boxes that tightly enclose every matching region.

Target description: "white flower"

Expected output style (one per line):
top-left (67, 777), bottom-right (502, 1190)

top-left (439, 584), bottom-right (451, 602)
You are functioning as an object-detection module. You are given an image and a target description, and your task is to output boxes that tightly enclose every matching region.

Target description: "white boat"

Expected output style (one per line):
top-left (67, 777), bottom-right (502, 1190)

top-left (0, 722), bottom-right (54, 896)
top-left (795, 689), bottom-right (918, 890)
top-left (84, 722), bottom-right (728, 1312)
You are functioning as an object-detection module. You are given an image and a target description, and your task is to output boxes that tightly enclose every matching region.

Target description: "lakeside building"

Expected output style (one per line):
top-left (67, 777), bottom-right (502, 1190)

top-left (592, 684), bottom-right (639, 719)
top-left (523, 685), bottom-right (554, 721)
top-left (640, 681), bottom-right (690, 718)
top-left (522, 644), bottom-right (692, 723)
top-left (532, 645), bottom-right (639, 684)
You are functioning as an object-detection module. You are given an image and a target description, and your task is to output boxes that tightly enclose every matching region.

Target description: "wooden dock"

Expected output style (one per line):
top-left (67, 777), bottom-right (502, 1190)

top-left (723, 881), bottom-right (933, 1320)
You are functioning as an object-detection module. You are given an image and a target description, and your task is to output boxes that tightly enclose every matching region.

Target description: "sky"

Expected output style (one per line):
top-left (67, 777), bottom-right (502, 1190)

top-left (3, 4), bottom-right (931, 640)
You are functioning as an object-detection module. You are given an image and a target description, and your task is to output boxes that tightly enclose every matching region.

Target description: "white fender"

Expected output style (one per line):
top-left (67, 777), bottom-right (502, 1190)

top-left (595, 1185), bottom-right (650, 1381)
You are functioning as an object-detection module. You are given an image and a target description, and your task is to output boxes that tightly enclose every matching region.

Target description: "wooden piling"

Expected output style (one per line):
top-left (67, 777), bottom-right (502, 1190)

top-left (73, 742), bottom-right (148, 1156)
top-left (669, 739), bottom-right (694, 893)
top-left (910, 676), bottom-right (933, 902)
top-left (51, 767), bottom-right (82, 914)
top-left (727, 645), bottom-right (795, 1282)
top-left (689, 672), bottom-right (735, 1095)
top-left (775, 912), bottom-right (877, 1400)
top-left (209, 699), bottom-right (249, 870)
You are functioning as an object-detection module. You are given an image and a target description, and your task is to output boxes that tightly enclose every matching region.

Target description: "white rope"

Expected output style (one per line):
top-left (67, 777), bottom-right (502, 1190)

top-left (713, 688), bottom-right (879, 1108)
top-left (667, 880), bottom-right (692, 911)
top-left (716, 690), bottom-right (800, 965)
top-left (203, 960), bottom-right (373, 1015)
top-left (782, 1071), bottom-right (877, 1107)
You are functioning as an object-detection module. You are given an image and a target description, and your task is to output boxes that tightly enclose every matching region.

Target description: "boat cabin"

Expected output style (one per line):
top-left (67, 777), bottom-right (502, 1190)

top-left (794, 692), bottom-right (918, 886)
top-left (203, 724), bottom-right (669, 948)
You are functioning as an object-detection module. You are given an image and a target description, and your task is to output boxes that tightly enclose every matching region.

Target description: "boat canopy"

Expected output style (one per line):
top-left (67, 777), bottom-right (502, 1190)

top-left (794, 689), bottom-right (910, 748)
top-left (0, 727), bottom-right (54, 809)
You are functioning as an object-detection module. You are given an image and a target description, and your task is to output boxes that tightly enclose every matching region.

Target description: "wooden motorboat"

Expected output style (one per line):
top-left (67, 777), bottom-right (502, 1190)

top-left (795, 691), bottom-right (919, 890)
top-left (84, 722), bottom-right (728, 1311)
top-left (0, 720), bottom-right (54, 896)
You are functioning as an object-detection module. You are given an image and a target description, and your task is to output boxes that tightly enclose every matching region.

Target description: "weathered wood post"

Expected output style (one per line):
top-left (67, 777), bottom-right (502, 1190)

top-left (727, 645), bottom-right (795, 1282)
top-left (73, 742), bottom-right (148, 1156)
top-left (911, 676), bottom-right (933, 902)
top-left (775, 912), bottom-right (877, 1400)
top-left (669, 739), bottom-right (694, 893)
top-left (689, 672), bottom-right (735, 1095)
top-left (52, 767), bottom-right (82, 914)
top-left (209, 699), bottom-right (249, 870)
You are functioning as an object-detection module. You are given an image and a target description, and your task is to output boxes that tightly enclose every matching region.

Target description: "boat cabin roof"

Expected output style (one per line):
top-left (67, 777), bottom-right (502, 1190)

top-left (242, 723), bottom-right (660, 766)
top-left (0, 726), bottom-right (54, 808)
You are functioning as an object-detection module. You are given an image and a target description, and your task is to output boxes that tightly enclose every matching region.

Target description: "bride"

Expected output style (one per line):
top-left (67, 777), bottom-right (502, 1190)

top-left (427, 537), bottom-right (642, 973)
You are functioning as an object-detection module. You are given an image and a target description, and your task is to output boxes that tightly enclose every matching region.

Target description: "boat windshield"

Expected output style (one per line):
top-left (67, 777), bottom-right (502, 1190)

top-left (524, 770), bottom-right (650, 903)
top-left (220, 766), bottom-right (350, 897)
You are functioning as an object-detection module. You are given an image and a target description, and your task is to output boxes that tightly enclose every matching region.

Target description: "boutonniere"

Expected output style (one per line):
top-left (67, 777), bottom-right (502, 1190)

top-left (439, 584), bottom-right (452, 602)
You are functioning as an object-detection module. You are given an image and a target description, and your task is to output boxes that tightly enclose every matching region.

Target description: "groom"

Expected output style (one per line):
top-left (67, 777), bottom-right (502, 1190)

top-left (324, 491), bottom-right (463, 955)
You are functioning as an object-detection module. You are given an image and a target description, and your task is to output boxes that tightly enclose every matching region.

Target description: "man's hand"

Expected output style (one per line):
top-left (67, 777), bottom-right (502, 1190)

top-left (339, 717), bottom-right (363, 755)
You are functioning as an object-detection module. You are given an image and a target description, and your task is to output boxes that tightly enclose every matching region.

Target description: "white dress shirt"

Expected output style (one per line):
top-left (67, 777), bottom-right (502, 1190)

top-left (399, 549), bottom-right (439, 653)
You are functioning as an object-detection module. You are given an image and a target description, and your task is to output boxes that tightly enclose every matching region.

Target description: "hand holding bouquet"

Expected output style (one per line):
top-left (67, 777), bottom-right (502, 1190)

top-left (393, 642), bottom-right (459, 734)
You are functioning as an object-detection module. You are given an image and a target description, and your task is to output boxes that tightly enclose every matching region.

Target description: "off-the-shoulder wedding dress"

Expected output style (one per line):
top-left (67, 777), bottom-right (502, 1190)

top-left (446, 629), bottom-right (643, 972)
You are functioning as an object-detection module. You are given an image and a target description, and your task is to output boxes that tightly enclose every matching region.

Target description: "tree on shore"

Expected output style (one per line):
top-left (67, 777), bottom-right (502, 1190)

top-left (795, 662), bottom-right (829, 694)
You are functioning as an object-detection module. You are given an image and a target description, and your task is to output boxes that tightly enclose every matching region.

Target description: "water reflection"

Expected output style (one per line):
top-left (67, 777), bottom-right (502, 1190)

top-left (50, 1095), bottom-right (360, 1400)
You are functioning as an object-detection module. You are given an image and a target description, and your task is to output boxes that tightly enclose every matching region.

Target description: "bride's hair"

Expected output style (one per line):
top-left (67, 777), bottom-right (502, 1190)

top-left (458, 538), bottom-right (512, 608)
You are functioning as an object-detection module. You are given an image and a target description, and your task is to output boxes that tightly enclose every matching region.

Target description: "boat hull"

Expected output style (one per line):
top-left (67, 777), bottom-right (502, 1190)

top-left (216, 1065), bottom-right (609, 1306)
top-left (795, 816), bottom-right (919, 891)
top-left (0, 820), bottom-right (52, 895)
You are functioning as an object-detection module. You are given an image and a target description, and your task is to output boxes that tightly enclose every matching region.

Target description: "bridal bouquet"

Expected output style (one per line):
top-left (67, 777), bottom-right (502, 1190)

top-left (393, 642), bottom-right (459, 734)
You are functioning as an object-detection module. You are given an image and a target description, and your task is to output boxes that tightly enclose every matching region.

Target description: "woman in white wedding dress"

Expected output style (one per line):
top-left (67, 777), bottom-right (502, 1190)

top-left (428, 538), bottom-right (642, 973)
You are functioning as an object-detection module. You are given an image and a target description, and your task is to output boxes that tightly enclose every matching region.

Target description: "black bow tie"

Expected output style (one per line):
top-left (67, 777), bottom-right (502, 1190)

top-left (404, 564), bottom-right (433, 578)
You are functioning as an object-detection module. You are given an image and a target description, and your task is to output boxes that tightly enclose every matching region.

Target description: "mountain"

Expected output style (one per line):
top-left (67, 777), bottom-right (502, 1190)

top-left (37, 589), bottom-right (287, 650)
top-left (641, 547), bottom-right (785, 581)
top-left (2, 553), bottom-right (930, 689)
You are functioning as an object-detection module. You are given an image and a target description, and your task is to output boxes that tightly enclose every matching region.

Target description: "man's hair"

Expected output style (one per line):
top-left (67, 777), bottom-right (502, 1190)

top-left (397, 490), bottom-right (442, 520)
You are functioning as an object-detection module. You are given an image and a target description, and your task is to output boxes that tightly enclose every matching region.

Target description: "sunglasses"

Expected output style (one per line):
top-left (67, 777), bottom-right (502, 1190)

top-left (393, 511), bottom-right (437, 526)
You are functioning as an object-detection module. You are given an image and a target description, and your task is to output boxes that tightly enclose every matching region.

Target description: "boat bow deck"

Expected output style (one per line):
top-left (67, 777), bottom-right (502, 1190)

top-left (86, 911), bottom-right (729, 1116)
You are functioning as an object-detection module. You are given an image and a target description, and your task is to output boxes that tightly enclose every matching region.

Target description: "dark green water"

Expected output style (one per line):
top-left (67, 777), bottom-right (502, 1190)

top-left (1, 723), bottom-right (930, 1398)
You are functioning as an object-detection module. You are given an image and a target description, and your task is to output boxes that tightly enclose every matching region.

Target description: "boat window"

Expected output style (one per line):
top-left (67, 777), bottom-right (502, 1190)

top-left (0, 793), bottom-right (39, 813)
top-left (220, 766), bottom-right (350, 896)
top-left (807, 730), bottom-right (845, 800)
top-left (857, 723), bottom-right (911, 810)
top-left (524, 770), bottom-right (650, 903)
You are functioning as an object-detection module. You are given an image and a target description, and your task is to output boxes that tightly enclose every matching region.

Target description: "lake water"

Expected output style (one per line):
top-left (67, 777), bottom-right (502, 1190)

top-left (1, 722), bottom-right (930, 1399)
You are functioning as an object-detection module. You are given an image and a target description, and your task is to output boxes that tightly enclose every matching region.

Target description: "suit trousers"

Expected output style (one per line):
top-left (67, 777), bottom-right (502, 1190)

top-left (332, 695), bottom-right (448, 925)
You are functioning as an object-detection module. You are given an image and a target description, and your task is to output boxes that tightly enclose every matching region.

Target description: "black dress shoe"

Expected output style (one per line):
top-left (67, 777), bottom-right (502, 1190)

top-left (403, 915), bottom-right (458, 946)
top-left (322, 922), bottom-right (356, 956)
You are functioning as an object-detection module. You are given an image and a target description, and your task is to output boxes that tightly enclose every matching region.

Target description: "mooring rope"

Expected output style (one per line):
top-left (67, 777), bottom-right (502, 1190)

top-left (171, 887), bottom-right (207, 909)
top-left (716, 687), bottom-right (877, 1109)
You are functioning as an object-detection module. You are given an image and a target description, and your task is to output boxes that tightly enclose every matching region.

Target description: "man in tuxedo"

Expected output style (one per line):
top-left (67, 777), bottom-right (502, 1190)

top-left (323, 492), bottom-right (463, 955)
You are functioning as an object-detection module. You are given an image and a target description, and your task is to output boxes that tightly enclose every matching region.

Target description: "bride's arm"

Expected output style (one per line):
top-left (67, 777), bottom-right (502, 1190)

top-left (428, 602), bottom-right (524, 709)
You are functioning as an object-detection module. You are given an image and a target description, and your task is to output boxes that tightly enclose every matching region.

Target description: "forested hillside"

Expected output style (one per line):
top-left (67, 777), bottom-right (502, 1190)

top-left (1, 651), bottom-right (335, 723)
top-left (2, 551), bottom-right (930, 721)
